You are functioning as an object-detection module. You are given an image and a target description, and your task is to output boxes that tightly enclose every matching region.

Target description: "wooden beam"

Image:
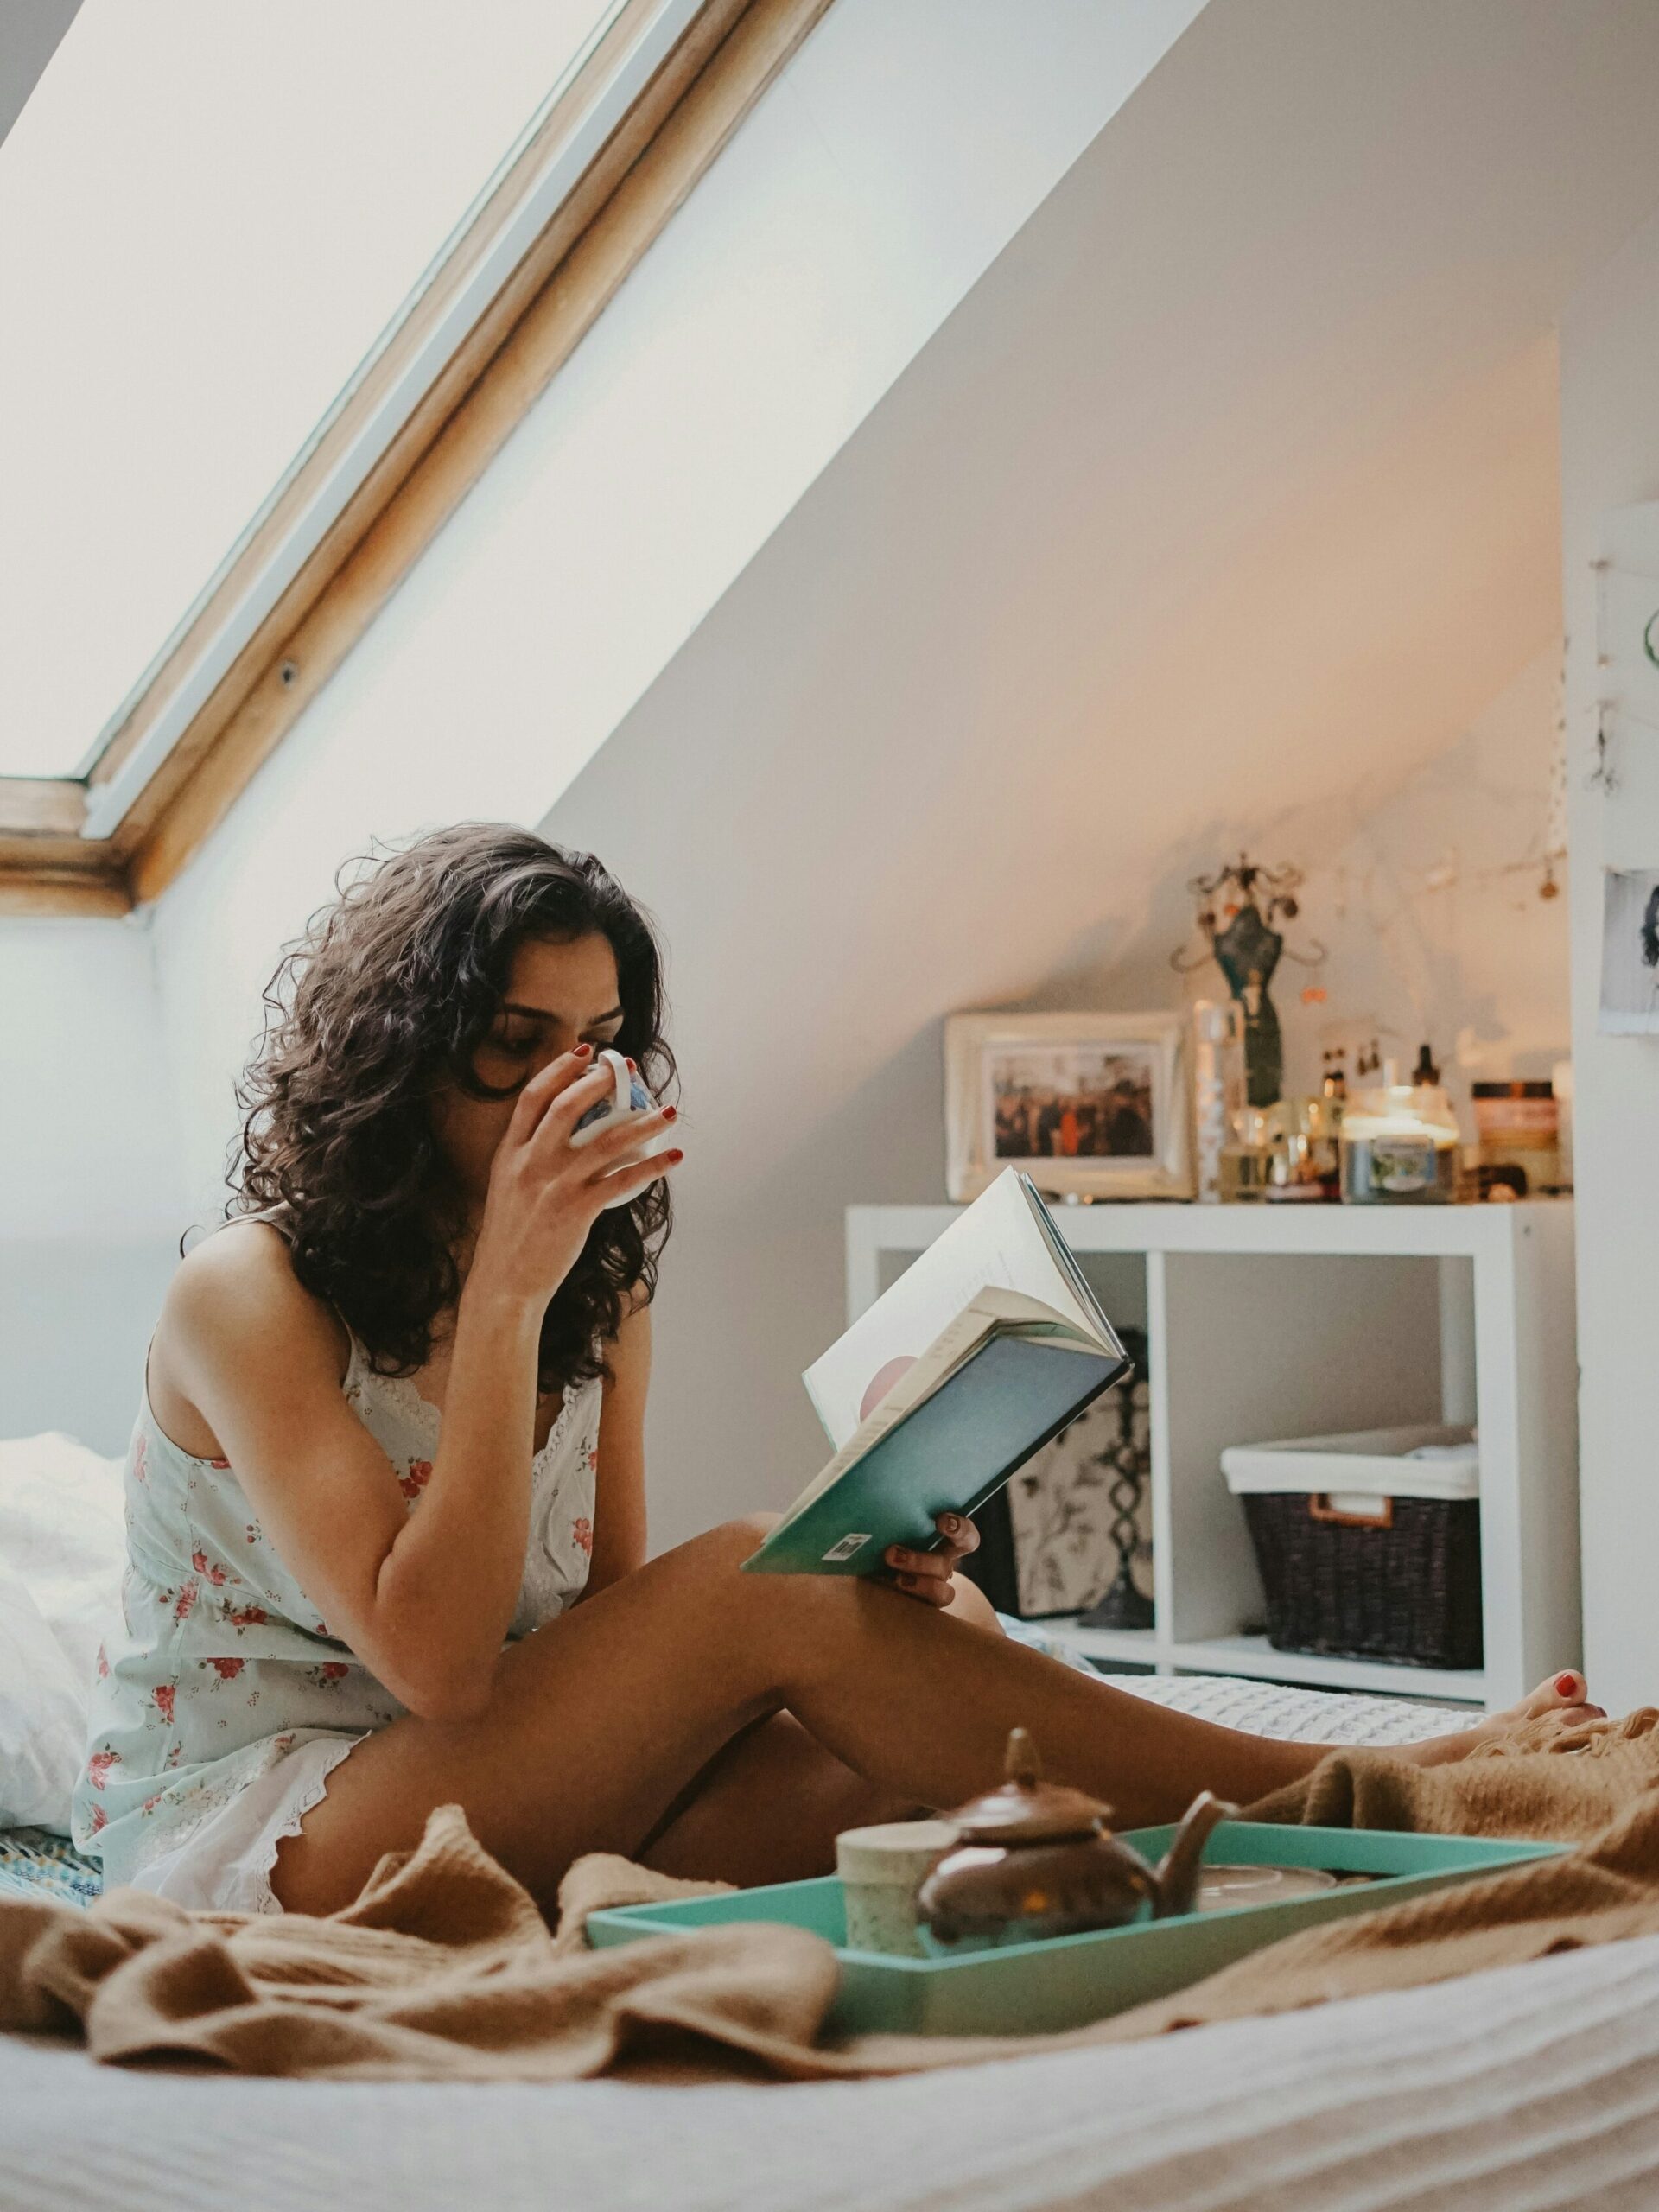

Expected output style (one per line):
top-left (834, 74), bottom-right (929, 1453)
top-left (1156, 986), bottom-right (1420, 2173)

top-left (0, 781), bottom-right (130, 911)
top-left (0, 869), bottom-right (131, 918)
top-left (0, 778), bottom-right (89, 836)
top-left (93, 0), bottom-right (832, 906)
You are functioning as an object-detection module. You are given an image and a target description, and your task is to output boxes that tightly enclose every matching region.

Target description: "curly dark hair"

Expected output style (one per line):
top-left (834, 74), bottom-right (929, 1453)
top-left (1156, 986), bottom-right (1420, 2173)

top-left (230, 823), bottom-right (677, 1395)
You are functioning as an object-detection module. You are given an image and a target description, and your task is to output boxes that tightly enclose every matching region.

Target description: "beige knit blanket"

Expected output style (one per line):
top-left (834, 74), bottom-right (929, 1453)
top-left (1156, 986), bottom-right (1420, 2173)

top-left (5, 1707), bottom-right (1658, 2082)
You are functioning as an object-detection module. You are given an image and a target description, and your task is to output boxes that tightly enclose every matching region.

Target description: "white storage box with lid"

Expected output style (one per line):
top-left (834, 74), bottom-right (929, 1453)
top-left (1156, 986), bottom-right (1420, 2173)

top-left (1222, 1425), bottom-right (1481, 1670)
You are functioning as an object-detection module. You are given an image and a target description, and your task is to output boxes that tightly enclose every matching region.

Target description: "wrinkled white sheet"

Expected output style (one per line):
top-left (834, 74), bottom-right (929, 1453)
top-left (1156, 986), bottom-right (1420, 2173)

top-left (5, 1932), bottom-right (1659, 2212)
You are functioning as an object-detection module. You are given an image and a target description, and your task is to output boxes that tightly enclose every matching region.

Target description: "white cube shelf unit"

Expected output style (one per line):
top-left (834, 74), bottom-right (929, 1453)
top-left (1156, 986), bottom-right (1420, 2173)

top-left (845, 1200), bottom-right (1580, 1709)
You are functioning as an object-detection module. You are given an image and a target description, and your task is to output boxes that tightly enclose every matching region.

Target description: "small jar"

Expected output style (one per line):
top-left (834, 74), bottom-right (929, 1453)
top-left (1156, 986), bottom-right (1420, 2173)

top-left (1262, 1096), bottom-right (1342, 1203)
top-left (1339, 1084), bottom-right (1460, 1204)
top-left (1220, 1104), bottom-right (1274, 1202)
top-left (1471, 1080), bottom-right (1560, 1197)
top-left (1192, 1000), bottom-right (1247, 1204)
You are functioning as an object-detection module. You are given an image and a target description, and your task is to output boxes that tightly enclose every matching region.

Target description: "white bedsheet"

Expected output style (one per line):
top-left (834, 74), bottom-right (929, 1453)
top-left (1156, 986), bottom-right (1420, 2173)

top-left (4, 1931), bottom-right (1659, 2212)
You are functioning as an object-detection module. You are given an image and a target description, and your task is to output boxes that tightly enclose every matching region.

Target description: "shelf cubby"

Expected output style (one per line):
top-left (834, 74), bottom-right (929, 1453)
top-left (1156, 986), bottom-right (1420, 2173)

top-left (845, 1200), bottom-right (1580, 1709)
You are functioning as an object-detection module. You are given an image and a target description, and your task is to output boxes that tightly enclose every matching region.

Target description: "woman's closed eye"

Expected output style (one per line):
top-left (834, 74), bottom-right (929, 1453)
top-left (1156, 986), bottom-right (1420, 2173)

top-left (490, 1027), bottom-right (622, 1061)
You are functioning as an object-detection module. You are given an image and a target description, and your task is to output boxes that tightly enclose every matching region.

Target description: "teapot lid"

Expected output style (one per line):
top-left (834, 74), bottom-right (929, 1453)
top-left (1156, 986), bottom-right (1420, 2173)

top-left (945, 1729), bottom-right (1113, 1845)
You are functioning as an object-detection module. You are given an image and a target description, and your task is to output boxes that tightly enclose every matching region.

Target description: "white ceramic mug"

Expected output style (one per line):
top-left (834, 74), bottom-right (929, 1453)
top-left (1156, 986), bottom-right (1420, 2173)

top-left (567, 1047), bottom-right (677, 1205)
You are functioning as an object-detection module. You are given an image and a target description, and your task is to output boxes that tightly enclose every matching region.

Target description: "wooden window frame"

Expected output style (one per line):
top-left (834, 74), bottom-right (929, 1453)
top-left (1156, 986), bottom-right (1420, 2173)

top-left (0, 0), bottom-right (831, 918)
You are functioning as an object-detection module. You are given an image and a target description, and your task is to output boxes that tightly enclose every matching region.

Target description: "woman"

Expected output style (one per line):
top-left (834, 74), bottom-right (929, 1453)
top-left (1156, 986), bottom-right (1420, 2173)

top-left (72, 826), bottom-right (1597, 1919)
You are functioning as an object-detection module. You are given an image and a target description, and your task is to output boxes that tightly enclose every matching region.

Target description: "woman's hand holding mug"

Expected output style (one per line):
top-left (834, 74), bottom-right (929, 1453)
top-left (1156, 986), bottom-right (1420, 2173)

top-left (473, 1045), bottom-right (682, 1309)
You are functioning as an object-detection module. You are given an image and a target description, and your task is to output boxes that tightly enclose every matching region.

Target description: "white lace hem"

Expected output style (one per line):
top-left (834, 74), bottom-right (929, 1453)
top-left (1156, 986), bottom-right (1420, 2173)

top-left (124, 1732), bottom-right (365, 1916)
top-left (246, 1734), bottom-right (362, 1914)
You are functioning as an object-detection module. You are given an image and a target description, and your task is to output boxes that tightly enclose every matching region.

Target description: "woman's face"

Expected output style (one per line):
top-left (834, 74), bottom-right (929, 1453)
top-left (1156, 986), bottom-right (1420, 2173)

top-left (432, 931), bottom-right (626, 1208)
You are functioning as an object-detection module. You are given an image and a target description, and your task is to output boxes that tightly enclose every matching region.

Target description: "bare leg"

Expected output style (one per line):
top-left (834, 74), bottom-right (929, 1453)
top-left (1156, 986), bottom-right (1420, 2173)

top-left (271, 1518), bottom-right (1584, 1916)
top-left (641, 1573), bottom-right (1001, 1883)
top-left (635, 1713), bottom-right (912, 1885)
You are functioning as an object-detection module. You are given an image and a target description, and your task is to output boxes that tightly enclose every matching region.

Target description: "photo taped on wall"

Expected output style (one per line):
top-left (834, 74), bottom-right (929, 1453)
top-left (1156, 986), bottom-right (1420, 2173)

top-left (1599, 867), bottom-right (1659, 1035)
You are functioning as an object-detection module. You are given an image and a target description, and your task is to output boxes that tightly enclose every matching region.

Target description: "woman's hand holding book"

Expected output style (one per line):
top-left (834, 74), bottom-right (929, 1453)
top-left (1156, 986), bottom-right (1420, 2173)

top-left (885, 1512), bottom-right (981, 1607)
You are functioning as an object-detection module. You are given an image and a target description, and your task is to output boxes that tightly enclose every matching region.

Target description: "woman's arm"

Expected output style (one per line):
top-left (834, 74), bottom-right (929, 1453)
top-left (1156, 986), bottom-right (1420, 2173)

top-left (583, 1300), bottom-right (652, 1598)
top-left (163, 1046), bottom-right (680, 1723)
top-left (168, 1230), bottom-right (539, 1723)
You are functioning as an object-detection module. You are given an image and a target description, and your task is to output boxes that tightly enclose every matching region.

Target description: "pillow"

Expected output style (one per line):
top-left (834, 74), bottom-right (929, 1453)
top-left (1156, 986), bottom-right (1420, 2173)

top-left (0, 1560), bottom-right (90, 1829)
top-left (0, 1432), bottom-right (126, 1833)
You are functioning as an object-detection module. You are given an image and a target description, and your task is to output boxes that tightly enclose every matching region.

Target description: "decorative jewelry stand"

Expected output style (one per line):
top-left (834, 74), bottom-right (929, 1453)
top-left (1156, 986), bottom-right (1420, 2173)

top-left (1171, 854), bottom-right (1325, 1109)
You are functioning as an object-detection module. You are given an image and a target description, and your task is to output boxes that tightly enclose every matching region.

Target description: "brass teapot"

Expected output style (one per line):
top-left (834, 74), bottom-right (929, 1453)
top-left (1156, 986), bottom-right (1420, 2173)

top-left (918, 1728), bottom-right (1235, 1945)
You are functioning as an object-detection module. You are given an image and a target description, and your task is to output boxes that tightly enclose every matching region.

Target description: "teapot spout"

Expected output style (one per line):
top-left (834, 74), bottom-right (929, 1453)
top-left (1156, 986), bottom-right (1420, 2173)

top-left (1152, 1791), bottom-right (1236, 1918)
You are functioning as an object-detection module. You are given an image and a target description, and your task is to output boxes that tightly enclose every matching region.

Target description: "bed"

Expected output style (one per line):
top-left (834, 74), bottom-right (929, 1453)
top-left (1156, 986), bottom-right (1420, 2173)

top-left (6, 1846), bottom-right (1659, 2210)
top-left (9, 1438), bottom-right (1656, 2210)
top-left (11, 1675), bottom-right (1656, 2212)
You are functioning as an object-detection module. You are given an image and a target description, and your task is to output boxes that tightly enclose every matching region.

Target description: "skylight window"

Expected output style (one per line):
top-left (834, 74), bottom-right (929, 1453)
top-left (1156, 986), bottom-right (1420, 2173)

top-left (0, 0), bottom-right (618, 778)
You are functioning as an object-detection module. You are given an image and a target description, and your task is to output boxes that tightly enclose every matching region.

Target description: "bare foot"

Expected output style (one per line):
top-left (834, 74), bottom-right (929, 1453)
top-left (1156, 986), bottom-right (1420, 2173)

top-left (1407, 1670), bottom-right (1605, 1768)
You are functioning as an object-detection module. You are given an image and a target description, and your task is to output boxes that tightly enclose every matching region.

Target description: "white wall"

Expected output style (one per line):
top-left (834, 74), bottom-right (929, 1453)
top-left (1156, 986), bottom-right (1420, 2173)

top-left (147, 0), bottom-right (1206, 1212)
top-left (0, 916), bottom-right (183, 1451)
top-left (1213, 648), bottom-right (1570, 1122)
top-left (1033, 646), bottom-right (1573, 1116)
top-left (550, 620), bottom-right (1568, 1554)
top-left (0, 0), bottom-right (80, 148)
top-left (1561, 204), bottom-right (1659, 1713)
top-left (548, 0), bottom-right (1659, 1549)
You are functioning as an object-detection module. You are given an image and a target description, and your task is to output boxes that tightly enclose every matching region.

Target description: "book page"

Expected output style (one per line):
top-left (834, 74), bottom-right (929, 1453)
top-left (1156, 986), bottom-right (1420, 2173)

top-left (804, 1170), bottom-right (1109, 1447)
top-left (775, 1287), bottom-right (1090, 1530)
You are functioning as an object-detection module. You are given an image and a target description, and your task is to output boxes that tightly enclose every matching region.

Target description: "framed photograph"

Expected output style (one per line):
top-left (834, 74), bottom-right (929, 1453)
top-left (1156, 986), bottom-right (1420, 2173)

top-left (944, 1011), bottom-right (1193, 1203)
top-left (1599, 868), bottom-right (1659, 1036)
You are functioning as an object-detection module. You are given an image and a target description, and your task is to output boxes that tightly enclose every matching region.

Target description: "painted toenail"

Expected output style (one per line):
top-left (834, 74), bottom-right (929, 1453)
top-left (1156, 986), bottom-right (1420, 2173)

top-left (1556, 1673), bottom-right (1580, 1697)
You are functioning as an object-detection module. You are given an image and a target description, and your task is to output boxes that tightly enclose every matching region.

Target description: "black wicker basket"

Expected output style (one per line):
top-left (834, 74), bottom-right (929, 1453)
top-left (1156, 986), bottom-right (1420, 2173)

top-left (1240, 1491), bottom-right (1483, 1670)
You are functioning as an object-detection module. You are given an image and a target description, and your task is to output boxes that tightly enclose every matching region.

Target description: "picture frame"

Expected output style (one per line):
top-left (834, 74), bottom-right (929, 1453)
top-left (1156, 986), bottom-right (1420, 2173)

top-left (944, 1011), bottom-right (1194, 1203)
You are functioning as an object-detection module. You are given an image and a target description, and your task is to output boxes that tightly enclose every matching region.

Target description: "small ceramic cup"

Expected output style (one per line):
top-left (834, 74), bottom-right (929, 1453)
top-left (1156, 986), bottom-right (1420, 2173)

top-left (835, 1820), bottom-right (959, 1958)
top-left (567, 1047), bottom-right (677, 1207)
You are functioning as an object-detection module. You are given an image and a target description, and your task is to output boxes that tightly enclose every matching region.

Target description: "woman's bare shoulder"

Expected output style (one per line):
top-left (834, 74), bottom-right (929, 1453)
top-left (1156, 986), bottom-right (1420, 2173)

top-left (162, 1220), bottom-right (346, 1374)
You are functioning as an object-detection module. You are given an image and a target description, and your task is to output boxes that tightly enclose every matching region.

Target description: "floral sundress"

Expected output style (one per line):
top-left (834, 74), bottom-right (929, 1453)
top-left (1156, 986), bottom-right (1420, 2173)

top-left (70, 1332), bottom-right (602, 1893)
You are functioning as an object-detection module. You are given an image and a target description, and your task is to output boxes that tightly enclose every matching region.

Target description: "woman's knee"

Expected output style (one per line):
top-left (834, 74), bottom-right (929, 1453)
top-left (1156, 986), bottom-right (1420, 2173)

top-left (700, 1511), bottom-right (782, 1570)
top-left (948, 1574), bottom-right (1004, 1634)
top-left (642, 1515), bottom-right (784, 1602)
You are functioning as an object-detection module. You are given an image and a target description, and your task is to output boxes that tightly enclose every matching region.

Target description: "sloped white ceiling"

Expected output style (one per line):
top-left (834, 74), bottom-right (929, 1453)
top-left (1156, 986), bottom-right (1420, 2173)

top-left (550, 0), bottom-right (1659, 1536)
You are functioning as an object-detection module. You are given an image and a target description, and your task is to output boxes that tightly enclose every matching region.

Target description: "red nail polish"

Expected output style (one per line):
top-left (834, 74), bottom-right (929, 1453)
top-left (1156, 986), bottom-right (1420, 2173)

top-left (626, 1058), bottom-right (637, 1071)
top-left (661, 1103), bottom-right (677, 1121)
top-left (574, 1043), bottom-right (593, 1058)
top-left (666, 1148), bottom-right (684, 1163)
top-left (1556, 1672), bottom-right (1579, 1698)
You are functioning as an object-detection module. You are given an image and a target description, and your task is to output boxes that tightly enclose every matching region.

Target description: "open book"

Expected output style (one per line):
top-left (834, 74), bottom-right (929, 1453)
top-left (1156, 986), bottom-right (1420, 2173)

top-left (743, 1169), bottom-right (1129, 1577)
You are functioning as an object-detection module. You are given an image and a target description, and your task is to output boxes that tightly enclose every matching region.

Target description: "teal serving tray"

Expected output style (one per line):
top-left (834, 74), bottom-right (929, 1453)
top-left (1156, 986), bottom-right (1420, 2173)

top-left (588, 1822), bottom-right (1562, 2037)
